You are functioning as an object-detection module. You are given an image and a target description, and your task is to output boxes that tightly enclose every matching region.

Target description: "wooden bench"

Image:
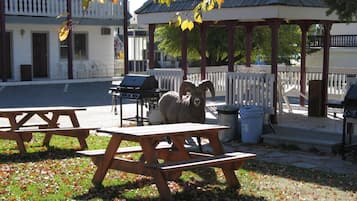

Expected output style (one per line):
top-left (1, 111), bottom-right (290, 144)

top-left (146, 152), bottom-right (256, 172)
top-left (77, 142), bottom-right (173, 166)
top-left (15, 127), bottom-right (96, 150)
top-left (0, 123), bottom-right (56, 130)
top-left (77, 142), bottom-right (172, 156)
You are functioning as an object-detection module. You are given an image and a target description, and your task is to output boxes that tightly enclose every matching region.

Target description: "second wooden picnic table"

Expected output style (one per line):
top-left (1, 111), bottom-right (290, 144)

top-left (0, 106), bottom-right (93, 153)
top-left (79, 123), bottom-right (256, 201)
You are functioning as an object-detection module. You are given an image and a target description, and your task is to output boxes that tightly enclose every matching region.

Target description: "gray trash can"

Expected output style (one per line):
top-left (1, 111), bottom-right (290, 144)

top-left (216, 105), bottom-right (239, 142)
top-left (240, 105), bottom-right (264, 143)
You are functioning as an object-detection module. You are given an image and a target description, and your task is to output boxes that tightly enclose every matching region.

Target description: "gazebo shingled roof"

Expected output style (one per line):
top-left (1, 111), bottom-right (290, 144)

top-left (136, 0), bottom-right (328, 14)
top-left (136, 0), bottom-right (338, 25)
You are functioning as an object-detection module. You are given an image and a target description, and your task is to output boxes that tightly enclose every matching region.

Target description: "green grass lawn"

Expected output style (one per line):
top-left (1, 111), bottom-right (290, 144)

top-left (0, 134), bottom-right (356, 201)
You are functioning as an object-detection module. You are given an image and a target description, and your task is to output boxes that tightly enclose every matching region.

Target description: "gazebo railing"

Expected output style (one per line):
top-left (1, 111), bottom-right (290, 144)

top-left (147, 68), bottom-right (183, 92)
top-left (147, 65), bottom-right (357, 108)
top-left (226, 72), bottom-right (275, 114)
top-left (187, 66), bottom-right (227, 96)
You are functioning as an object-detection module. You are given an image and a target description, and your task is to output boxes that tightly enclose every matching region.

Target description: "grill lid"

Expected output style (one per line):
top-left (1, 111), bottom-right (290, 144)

top-left (119, 74), bottom-right (158, 90)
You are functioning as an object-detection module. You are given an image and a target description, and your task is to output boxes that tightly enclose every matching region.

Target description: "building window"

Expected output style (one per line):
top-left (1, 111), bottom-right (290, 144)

top-left (60, 33), bottom-right (88, 59)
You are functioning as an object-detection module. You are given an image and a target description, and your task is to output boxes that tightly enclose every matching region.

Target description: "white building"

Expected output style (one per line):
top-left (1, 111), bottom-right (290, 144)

top-left (2, 0), bottom-right (122, 81)
top-left (307, 23), bottom-right (357, 69)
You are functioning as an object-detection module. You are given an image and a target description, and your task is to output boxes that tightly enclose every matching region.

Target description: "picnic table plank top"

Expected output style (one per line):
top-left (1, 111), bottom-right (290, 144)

top-left (0, 106), bottom-right (86, 113)
top-left (97, 123), bottom-right (229, 137)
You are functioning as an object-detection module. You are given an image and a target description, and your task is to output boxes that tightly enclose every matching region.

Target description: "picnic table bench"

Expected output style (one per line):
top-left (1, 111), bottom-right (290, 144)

top-left (78, 123), bottom-right (256, 201)
top-left (0, 107), bottom-right (93, 153)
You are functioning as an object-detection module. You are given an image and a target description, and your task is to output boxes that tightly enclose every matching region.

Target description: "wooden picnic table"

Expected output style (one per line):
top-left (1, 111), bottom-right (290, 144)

top-left (79, 123), bottom-right (256, 201)
top-left (0, 106), bottom-right (92, 154)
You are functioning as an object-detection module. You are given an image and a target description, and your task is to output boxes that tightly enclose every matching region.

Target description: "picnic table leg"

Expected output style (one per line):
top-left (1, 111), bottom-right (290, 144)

top-left (207, 134), bottom-right (240, 188)
top-left (169, 135), bottom-right (191, 160)
top-left (92, 135), bottom-right (122, 186)
top-left (67, 112), bottom-right (81, 127)
top-left (15, 133), bottom-right (27, 154)
top-left (78, 137), bottom-right (88, 149)
top-left (140, 138), bottom-right (173, 201)
top-left (6, 114), bottom-right (32, 154)
top-left (37, 112), bottom-right (59, 147)
top-left (77, 130), bottom-right (89, 150)
top-left (43, 134), bottom-right (53, 147)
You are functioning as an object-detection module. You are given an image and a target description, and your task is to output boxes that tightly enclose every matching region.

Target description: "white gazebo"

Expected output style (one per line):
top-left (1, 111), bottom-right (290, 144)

top-left (135, 0), bottom-right (341, 123)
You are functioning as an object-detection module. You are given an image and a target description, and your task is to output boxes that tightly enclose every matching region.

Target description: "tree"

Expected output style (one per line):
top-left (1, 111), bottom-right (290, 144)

top-left (324, 0), bottom-right (357, 22)
top-left (155, 25), bottom-right (301, 66)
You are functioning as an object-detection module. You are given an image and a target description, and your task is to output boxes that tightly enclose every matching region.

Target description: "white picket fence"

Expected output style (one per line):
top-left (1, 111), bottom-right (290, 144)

top-left (226, 72), bottom-right (275, 114)
top-left (147, 68), bottom-right (275, 113)
top-left (147, 68), bottom-right (183, 92)
top-left (146, 66), bottom-right (357, 114)
top-left (187, 66), bottom-right (227, 96)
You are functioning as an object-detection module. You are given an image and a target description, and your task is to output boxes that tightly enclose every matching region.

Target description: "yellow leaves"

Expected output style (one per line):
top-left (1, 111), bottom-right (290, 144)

top-left (207, 2), bottom-right (215, 11)
top-left (216, 0), bottom-right (225, 8)
top-left (181, 20), bottom-right (194, 31)
top-left (58, 23), bottom-right (70, 42)
top-left (194, 12), bottom-right (203, 24)
top-left (82, 0), bottom-right (92, 10)
top-left (168, 0), bottom-right (222, 31)
top-left (177, 15), bottom-right (182, 26)
top-left (155, 0), bottom-right (171, 7)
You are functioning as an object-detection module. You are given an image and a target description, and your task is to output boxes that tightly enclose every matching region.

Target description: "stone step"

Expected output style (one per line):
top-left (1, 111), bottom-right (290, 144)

top-left (262, 133), bottom-right (339, 153)
top-left (271, 126), bottom-right (342, 142)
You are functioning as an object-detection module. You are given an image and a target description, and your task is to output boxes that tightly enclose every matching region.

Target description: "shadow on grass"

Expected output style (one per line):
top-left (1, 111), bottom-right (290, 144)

top-left (0, 146), bottom-right (80, 163)
top-left (74, 177), bottom-right (266, 201)
top-left (243, 160), bottom-right (357, 192)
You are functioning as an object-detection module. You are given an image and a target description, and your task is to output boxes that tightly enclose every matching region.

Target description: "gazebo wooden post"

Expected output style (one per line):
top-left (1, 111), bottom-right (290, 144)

top-left (298, 22), bottom-right (311, 106)
top-left (226, 21), bottom-right (235, 72)
top-left (0, 0), bottom-right (6, 82)
top-left (67, 0), bottom-right (73, 79)
top-left (200, 23), bottom-right (207, 80)
top-left (322, 22), bottom-right (332, 117)
top-left (269, 19), bottom-right (281, 124)
top-left (244, 24), bottom-right (254, 67)
top-left (181, 30), bottom-right (188, 80)
top-left (148, 24), bottom-right (156, 70)
top-left (123, 0), bottom-right (129, 75)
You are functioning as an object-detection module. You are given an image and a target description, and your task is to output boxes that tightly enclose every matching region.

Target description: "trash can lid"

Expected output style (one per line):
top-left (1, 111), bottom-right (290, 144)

top-left (216, 105), bottom-right (239, 114)
top-left (240, 105), bottom-right (264, 114)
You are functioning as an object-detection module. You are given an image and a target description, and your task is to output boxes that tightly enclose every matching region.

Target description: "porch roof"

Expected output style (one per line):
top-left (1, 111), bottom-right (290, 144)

top-left (136, 0), bottom-right (340, 25)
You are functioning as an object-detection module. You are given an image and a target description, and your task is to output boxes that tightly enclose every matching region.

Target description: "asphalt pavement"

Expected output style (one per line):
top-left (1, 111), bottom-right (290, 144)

top-left (0, 81), bottom-right (113, 108)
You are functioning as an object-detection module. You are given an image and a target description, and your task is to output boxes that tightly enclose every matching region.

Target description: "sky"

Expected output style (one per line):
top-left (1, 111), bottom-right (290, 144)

top-left (129, 0), bottom-right (146, 15)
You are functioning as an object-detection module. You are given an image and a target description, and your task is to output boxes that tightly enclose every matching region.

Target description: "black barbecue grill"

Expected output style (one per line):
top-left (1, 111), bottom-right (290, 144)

top-left (110, 74), bottom-right (162, 127)
top-left (342, 84), bottom-right (357, 159)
